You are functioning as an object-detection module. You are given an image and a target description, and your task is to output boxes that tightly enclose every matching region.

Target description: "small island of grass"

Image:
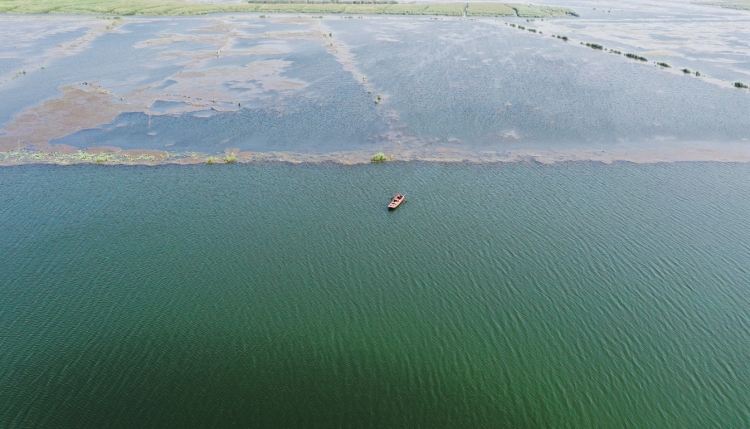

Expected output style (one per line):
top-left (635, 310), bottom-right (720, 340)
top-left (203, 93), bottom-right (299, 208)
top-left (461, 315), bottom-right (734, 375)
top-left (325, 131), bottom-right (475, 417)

top-left (371, 152), bottom-right (387, 162)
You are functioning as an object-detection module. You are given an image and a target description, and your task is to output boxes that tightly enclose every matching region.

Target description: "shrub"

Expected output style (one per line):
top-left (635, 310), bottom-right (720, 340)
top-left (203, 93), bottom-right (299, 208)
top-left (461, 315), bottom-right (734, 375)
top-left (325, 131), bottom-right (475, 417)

top-left (371, 152), bottom-right (386, 162)
top-left (206, 156), bottom-right (216, 164)
top-left (224, 153), bottom-right (237, 163)
top-left (585, 43), bottom-right (603, 50)
top-left (657, 62), bottom-right (670, 68)
top-left (681, 68), bottom-right (691, 74)
top-left (695, 71), bottom-right (701, 77)
top-left (735, 82), bottom-right (749, 89)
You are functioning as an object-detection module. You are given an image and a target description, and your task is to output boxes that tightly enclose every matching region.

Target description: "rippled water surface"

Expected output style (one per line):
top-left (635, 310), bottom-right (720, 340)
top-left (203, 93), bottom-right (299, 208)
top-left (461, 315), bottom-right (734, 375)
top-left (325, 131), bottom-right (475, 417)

top-left (2, 162), bottom-right (749, 427)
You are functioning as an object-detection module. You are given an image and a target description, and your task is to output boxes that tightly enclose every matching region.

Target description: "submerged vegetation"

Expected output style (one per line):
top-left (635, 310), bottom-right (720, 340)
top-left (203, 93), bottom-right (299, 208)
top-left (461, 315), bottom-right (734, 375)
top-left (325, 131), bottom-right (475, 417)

top-left (0, 0), bottom-right (577, 17)
top-left (370, 152), bottom-right (387, 162)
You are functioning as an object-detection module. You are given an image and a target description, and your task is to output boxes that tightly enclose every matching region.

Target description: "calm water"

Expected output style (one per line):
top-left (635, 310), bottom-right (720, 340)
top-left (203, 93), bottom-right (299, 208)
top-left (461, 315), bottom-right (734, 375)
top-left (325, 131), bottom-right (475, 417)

top-left (2, 162), bottom-right (750, 428)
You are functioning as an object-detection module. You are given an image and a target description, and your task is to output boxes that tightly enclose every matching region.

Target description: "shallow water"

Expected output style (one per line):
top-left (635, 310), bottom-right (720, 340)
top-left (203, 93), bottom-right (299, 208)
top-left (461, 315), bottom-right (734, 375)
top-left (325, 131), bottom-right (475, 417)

top-left (2, 7), bottom-right (749, 161)
top-left (2, 162), bottom-right (750, 427)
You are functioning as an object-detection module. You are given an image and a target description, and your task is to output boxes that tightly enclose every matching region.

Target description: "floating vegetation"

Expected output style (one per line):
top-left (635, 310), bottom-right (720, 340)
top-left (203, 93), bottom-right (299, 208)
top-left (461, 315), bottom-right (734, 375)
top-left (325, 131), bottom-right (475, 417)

top-left (585, 43), bottom-right (603, 50)
top-left (206, 156), bottom-right (216, 164)
top-left (657, 62), bottom-right (671, 68)
top-left (370, 152), bottom-right (387, 162)
top-left (224, 153), bottom-right (237, 163)
top-left (625, 53), bottom-right (648, 62)
top-left (681, 68), bottom-right (691, 74)
top-left (735, 82), bottom-right (749, 89)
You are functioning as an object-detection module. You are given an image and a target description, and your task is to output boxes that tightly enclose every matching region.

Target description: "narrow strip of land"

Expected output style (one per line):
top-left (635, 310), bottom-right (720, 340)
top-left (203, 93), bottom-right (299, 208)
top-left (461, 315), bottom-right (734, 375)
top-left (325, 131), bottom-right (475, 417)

top-left (698, 0), bottom-right (750, 10)
top-left (0, 0), bottom-right (578, 17)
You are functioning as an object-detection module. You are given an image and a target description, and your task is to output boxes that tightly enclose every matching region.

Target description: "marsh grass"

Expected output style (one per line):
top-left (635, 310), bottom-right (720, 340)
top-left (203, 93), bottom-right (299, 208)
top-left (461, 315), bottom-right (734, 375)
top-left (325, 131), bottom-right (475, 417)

top-left (224, 153), bottom-right (237, 163)
top-left (465, 2), bottom-right (516, 16)
top-left (423, 3), bottom-right (464, 16)
top-left (206, 156), bottom-right (216, 164)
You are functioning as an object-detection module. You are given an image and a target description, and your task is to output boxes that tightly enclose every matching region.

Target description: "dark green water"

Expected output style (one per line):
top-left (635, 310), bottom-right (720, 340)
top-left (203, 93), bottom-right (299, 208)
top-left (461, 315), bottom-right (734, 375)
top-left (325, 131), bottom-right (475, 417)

top-left (2, 162), bottom-right (749, 428)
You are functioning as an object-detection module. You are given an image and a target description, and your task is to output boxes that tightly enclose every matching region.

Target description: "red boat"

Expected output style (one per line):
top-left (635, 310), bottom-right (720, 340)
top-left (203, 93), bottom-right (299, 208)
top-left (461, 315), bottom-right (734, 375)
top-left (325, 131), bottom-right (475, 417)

top-left (388, 194), bottom-right (405, 210)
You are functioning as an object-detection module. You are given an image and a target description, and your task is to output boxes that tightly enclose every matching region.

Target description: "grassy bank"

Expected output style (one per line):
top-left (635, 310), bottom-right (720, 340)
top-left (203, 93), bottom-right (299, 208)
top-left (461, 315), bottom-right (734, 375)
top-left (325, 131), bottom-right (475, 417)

top-left (0, 0), bottom-right (577, 18)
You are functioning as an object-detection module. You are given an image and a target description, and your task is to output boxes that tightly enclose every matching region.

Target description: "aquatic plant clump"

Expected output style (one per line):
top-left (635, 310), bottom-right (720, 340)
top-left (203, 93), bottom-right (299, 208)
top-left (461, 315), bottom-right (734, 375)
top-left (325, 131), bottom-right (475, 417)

top-left (585, 43), bottom-right (603, 50)
top-left (610, 49), bottom-right (621, 54)
top-left (625, 53), bottom-right (648, 62)
top-left (734, 82), bottom-right (749, 89)
top-left (370, 152), bottom-right (387, 162)
top-left (224, 154), bottom-right (237, 163)
top-left (682, 68), bottom-right (691, 74)
top-left (657, 62), bottom-right (671, 68)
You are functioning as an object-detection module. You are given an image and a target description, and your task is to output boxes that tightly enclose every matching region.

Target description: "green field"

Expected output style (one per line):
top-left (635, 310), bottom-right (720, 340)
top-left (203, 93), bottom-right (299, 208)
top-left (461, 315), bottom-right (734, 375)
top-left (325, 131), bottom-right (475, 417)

top-left (0, 0), bottom-right (577, 17)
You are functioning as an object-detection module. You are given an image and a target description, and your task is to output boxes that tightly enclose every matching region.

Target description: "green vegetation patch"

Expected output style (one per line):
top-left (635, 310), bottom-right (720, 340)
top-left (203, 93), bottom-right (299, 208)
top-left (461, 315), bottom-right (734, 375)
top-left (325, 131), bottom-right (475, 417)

top-left (370, 152), bottom-right (387, 162)
top-left (381, 4), bottom-right (427, 14)
top-left (423, 3), bottom-right (465, 16)
top-left (625, 53), bottom-right (648, 62)
top-left (508, 3), bottom-right (577, 17)
top-left (657, 62), bottom-right (670, 68)
top-left (585, 43), bottom-right (603, 50)
top-left (466, 3), bottom-right (516, 16)
top-left (735, 81), bottom-right (749, 89)
top-left (700, 0), bottom-right (750, 11)
top-left (342, 3), bottom-right (388, 13)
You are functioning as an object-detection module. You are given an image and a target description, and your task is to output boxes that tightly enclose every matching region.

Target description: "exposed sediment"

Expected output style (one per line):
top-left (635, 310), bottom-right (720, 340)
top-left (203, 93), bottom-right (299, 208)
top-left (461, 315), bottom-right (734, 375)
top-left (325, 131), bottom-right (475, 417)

top-left (0, 0), bottom-right (578, 18)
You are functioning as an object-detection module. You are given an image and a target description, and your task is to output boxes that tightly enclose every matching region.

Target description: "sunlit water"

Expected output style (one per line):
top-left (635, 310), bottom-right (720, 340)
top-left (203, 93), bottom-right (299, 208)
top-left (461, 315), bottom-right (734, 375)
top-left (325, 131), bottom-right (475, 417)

top-left (2, 162), bottom-right (749, 427)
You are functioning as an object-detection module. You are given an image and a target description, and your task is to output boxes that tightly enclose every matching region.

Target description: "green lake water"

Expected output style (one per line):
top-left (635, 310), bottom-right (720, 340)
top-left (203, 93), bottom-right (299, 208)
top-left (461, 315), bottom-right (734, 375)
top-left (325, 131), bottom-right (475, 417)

top-left (1, 162), bottom-right (749, 428)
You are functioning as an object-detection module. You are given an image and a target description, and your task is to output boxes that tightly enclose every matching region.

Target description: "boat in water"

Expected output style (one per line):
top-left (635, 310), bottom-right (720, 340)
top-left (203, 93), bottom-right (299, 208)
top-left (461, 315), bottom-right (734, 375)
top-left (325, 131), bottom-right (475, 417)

top-left (388, 194), bottom-right (405, 210)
